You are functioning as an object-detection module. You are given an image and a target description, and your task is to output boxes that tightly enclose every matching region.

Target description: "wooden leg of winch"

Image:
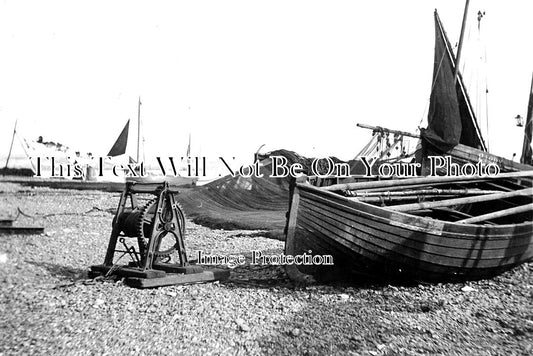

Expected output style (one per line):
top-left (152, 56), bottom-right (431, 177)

top-left (169, 193), bottom-right (188, 266)
top-left (142, 190), bottom-right (165, 270)
top-left (103, 190), bottom-right (128, 266)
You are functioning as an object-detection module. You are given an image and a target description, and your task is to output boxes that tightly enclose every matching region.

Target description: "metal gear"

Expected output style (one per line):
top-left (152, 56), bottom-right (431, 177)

top-left (135, 197), bottom-right (186, 260)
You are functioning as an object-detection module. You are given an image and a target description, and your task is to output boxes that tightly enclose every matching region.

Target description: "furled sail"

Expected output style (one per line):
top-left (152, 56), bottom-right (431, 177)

top-left (107, 120), bottom-right (129, 157)
top-left (420, 11), bottom-right (486, 153)
top-left (520, 74), bottom-right (533, 165)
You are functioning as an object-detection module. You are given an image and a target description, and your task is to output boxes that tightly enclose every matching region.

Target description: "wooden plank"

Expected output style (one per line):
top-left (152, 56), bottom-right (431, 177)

top-left (284, 186), bottom-right (315, 283)
top-left (152, 263), bottom-right (204, 274)
top-left (388, 187), bottom-right (533, 212)
top-left (124, 269), bottom-right (230, 288)
top-left (458, 204), bottom-right (533, 224)
top-left (0, 219), bottom-right (14, 227)
top-left (0, 226), bottom-right (44, 234)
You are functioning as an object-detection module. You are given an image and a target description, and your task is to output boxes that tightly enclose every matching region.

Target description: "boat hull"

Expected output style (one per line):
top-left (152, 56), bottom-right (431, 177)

top-left (284, 183), bottom-right (533, 282)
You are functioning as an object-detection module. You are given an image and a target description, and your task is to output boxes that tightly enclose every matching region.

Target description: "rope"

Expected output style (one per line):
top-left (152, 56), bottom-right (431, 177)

top-left (354, 135), bottom-right (378, 158)
top-left (13, 206), bottom-right (113, 219)
top-left (104, 252), bottom-right (128, 278)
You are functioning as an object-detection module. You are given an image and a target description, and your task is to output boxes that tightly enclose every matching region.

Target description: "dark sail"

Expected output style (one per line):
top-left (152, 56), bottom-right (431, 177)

top-left (421, 11), bottom-right (486, 153)
top-left (107, 120), bottom-right (129, 157)
top-left (520, 74), bottom-right (533, 165)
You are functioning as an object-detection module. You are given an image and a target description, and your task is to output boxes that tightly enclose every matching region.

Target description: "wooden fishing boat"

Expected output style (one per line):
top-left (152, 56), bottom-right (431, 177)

top-left (284, 171), bottom-right (533, 283)
top-left (283, 5), bottom-right (533, 283)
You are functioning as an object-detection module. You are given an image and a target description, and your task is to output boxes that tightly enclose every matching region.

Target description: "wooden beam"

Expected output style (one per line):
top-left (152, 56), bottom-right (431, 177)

top-left (356, 123), bottom-right (420, 139)
top-left (348, 195), bottom-right (458, 203)
top-left (388, 188), bottom-right (533, 212)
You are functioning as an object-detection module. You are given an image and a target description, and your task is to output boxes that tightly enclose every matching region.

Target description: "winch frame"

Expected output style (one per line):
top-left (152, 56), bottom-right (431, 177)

top-left (89, 181), bottom-right (230, 288)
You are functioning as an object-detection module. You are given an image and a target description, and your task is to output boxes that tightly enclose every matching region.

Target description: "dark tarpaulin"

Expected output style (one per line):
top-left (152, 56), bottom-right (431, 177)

top-left (107, 120), bottom-right (129, 157)
top-left (421, 11), bottom-right (485, 153)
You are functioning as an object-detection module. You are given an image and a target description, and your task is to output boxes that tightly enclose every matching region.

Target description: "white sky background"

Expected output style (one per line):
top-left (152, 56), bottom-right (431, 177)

top-left (0, 0), bottom-right (532, 166)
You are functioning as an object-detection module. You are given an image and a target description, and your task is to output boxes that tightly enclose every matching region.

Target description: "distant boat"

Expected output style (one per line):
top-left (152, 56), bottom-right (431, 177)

top-left (107, 119), bottom-right (130, 158)
top-left (106, 99), bottom-right (198, 186)
top-left (1, 120), bottom-right (79, 177)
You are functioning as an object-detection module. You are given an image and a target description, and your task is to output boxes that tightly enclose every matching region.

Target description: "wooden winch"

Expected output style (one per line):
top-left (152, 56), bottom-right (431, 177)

top-left (89, 181), bottom-right (229, 288)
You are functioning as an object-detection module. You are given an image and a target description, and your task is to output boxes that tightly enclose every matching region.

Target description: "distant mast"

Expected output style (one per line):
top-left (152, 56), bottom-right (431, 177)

top-left (4, 119), bottom-right (17, 169)
top-left (186, 133), bottom-right (191, 158)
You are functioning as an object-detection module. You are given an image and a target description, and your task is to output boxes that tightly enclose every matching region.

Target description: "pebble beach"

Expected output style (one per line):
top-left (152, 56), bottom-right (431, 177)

top-left (0, 182), bottom-right (532, 355)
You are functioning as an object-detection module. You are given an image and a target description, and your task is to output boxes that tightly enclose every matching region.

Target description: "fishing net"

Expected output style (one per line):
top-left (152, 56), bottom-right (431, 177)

top-left (176, 149), bottom-right (341, 239)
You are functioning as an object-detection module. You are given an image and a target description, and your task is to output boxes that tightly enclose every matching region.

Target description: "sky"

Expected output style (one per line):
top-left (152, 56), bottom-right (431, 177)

top-left (1, 0), bottom-right (532, 168)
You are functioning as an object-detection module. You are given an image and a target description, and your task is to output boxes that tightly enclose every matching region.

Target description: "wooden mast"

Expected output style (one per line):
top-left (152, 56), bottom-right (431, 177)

top-left (137, 97), bottom-right (141, 163)
top-left (454, 0), bottom-right (470, 83)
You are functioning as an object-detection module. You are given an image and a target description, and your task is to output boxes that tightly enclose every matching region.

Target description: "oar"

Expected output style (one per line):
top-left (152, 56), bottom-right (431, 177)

top-left (387, 188), bottom-right (533, 212)
top-left (348, 188), bottom-right (500, 197)
top-left (322, 170), bottom-right (533, 192)
top-left (457, 204), bottom-right (533, 224)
